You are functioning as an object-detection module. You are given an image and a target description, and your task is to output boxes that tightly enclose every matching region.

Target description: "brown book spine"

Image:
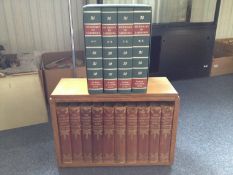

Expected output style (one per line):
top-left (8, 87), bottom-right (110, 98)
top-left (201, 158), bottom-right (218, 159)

top-left (159, 104), bottom-right (174, 163)
top-left (103, 106), bottom-right (115, 162)
top-left (92, 105), bottom-right (104, 163)
top-left (126, 105), bottom-right (138, 163)
top-left (69, 105), bottom-right (83, 162)
top-left (56, 106), bottom-right (72, 163)
top-left (137, 105), bottom-right (150, 162)
top-left (114, 106), bottom-right (126, 163)
top-left (80, 105), bottom-right (92, 162)
top-left (149, 104), bottom-right (161, 163)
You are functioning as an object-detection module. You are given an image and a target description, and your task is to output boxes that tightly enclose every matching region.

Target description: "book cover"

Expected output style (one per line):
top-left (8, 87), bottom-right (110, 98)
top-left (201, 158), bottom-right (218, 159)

top-left (80, 104), bottom-right (92, 162)
top-left (56, 105), bottom-right (72, 163)
top-left (137, 103), bottom-right (150, 162)
top-left (69, 105), bottom-right (83, 162)
top-left (83, 6), bottom-right (103, 94)
top-left (92, 103), bottom-right (104, 163)
top-left (114, 104), bottom-right (126, 163)
top-left (102, 7), bottom-right (118, 93)
top-left (103, 103), bottom-right (115, 163)
top-left (132, 6), bottom-right (152, 93)
top-left (126, 103), bottom-right (138, 163)
top-left (159, 103), bottom-right (174, 163)
top-left (117, 7), bottom-right (134, 93)
top-left (149, 103), bottom-right (161, 163)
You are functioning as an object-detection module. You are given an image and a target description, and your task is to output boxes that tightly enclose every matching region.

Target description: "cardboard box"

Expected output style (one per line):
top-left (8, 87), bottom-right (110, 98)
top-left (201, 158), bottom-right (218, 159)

top-left (211, 39), bottom-right (233, 76)
top-left (40, 51), bottom-right (86, 103)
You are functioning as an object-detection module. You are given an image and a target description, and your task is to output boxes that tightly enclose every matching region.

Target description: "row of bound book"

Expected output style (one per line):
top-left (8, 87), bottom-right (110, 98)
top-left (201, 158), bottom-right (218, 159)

top-left (83, 5), bottom-right (152, 94)
top-left (56, 102), bottom-right (174, 164)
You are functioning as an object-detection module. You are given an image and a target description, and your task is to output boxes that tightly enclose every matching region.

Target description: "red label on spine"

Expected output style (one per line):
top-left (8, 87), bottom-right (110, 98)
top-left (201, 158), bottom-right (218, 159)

top-left (104, 80), bottom-right (117, 90)
top-left (132, 78), bottom-right (147, 88)
top-left (118, 24), bottom-right (133, 35)
top-left (84, 25), bottom-right (101, 35)
top-left (102, 25), bottom-right (117, 35)
top-left (118, 79), bottom-right (132, 89)
top-left (88, 79), bottom-right (103, 89)
top-left (134, 24), bottom-right (150, 35)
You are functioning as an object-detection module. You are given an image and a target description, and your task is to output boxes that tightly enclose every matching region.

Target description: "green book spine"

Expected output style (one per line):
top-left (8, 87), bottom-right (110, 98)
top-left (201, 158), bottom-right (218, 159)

top-left (117, 7), bottom-right (134, 93)
top-left (132, 6), bottom-right (152, 93)
top-left (83, 6), bottom-right (103, 94)
top-left (102, 7), bottom-right (118, 93)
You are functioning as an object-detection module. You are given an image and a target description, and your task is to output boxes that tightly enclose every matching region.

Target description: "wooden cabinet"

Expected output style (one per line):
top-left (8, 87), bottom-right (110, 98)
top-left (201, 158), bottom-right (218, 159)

top-left (50, 77), bottom-right (179, 167)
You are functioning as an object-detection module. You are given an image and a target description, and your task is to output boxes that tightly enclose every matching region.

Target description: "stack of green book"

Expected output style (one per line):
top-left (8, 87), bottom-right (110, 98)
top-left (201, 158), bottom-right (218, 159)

top-left (83, 4), bottom-right (152, 94)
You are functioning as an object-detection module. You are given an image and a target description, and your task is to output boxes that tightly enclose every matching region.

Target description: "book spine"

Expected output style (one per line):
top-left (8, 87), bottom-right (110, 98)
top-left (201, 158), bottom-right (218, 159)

top-left (80, 106), bottom-right (92, 162)
top-left (126, 105), bottom-right (138, 163)
top-left (114, 106), bottom-right (126, 163)
top-left (149, 104), bottom-right (161, 163)
top-left (102, 7), bottom-right (118, 93)
top-left (159, 104), bottom-right (174, 163)
top-left (56, 106), bottom-right (72, 163)
top-left (117, 7), bottom-right (134, 93)
top-left (137, 105), bottom-right (150, 162)
top-left (83, 7), bottom-right (103, 94)
top-left (92, 105), bottom-right (104, 163)
top-left (103, 106), bottom-right (115, 162)
top-left (132, 7), bottom-right (152, 93)
top-left (69, 106), bottom-right (83, 162)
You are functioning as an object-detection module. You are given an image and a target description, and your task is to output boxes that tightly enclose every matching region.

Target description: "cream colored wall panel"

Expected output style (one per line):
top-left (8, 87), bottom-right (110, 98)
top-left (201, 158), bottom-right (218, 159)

top-left (53, 0), bottom-right (66, 51)
top-left (60, 0), bottom-right (72, 51)
top-left (29, 0), bottom-right (43, 51)
top-left (0, 73), bottom-right (48, 131)
top-left (2, 0), bottom-right (18, 52)
top-left (0, 1), bottom-right (9, 51)
top-left (216, 0), bottom-right (233, 39)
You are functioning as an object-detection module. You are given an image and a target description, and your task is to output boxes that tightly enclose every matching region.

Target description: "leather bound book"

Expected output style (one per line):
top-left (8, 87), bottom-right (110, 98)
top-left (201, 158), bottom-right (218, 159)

top-left (149, 103), bottom-right (161, 163)
top-left (114, 104), bottom-right (126, 163)
top-left (126, 103), bottom-right (138, 163)
top-left (80, 104), bottom-right (92, 162)
top-left (83, 6), bottom-right (103, 94)
top-left (102, 7), bottom-right (118, 93)
top-left (69, 104), bottom-right (83, 162)
top-left (137, 103), bottom-right (150, 162)
top-left (117, 7), bottom-right (134, 93)
top-left (159, 103), bottom-right (174, 163)
top-left (103, 103), bottom-right (115, 163)
top-left (132, 6), bottom-right (152, 93)
top-left (56, 105), bottom-right (72, 163)
top-left (92, 103), bottom-right (104, 163)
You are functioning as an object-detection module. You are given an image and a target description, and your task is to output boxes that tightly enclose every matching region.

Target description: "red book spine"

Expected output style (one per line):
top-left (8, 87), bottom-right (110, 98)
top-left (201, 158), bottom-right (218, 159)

top-left (69, 106), bottom-right (83, 162)
top-left (159, 104), bottom-right (174, 163)
top-left (114, 106), bottom-right (126, 163)
top-left (80, 106), bottom-right (92, 162)
top-left (126, 106), bottom-right (138, 163)
top-left (137, 105), bottom-right (150, 162)
top-left (149, 104), bottom-right (161, 163)
top-left (92, 106), bottom-right (104, 163)
top-left (103, 106), bottom-right (115, 162)
top-left (56, 106), bottom-right (72, 163)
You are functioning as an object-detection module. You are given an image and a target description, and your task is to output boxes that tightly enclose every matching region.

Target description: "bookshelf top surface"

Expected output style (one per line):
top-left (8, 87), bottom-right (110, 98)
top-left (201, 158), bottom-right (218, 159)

top-left (51, 77), bottom-right (178, 97)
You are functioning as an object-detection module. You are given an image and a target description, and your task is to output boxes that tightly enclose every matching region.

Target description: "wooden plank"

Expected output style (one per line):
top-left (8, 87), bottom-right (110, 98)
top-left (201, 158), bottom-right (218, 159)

top-left (60, 161), bottom-right (171, 168)
top-left (51, 77), bottom-right (178, 96)
top-left (49, 98), bottom-right (62, 166)
top-left (169, 96), bottom-right (180, 164)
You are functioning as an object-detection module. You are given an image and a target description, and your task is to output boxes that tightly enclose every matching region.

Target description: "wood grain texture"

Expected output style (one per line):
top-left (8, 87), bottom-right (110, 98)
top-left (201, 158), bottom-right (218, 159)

top-left (51, 77), bottom-right (178, 96)
top-left (50, 77), bottom-right (180, 167)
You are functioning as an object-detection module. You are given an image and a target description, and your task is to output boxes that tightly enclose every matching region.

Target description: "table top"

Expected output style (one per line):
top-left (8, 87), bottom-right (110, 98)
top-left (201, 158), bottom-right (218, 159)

top-left (51, 77), bottom-right (178, 96)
